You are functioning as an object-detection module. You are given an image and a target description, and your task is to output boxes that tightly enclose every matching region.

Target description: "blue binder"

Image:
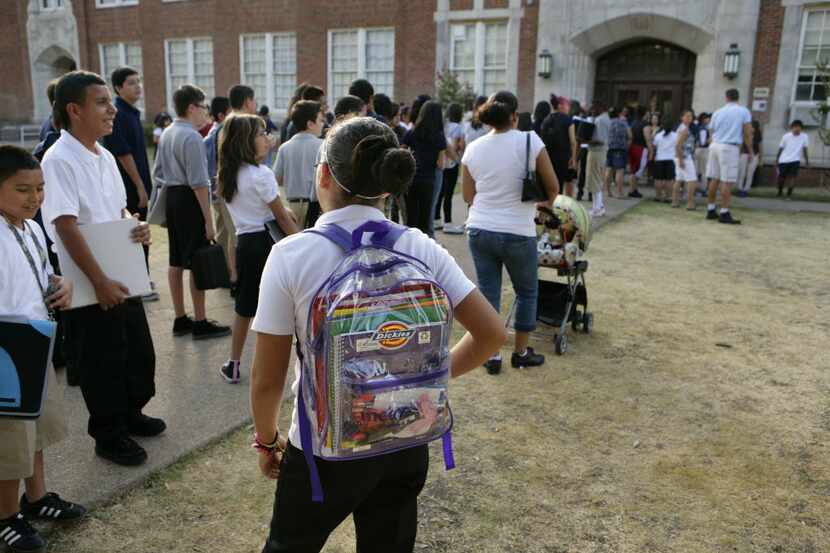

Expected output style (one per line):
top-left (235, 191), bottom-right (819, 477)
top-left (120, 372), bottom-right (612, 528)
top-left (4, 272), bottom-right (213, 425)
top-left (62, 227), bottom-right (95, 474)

top-left (0, 317), bottom-right (56, 419)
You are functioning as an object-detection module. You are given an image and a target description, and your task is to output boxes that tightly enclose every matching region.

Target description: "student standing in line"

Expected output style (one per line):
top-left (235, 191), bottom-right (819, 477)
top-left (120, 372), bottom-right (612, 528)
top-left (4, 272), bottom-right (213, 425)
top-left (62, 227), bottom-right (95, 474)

top-left (533, 100), bottom-right (551, 137)
top-left (154, 84), bottom-right (231, 339)
top-left (604, 107), bottom-right (630, 200)
top-left (282, 85), bottom-right (327, 142)
top-left (215, 114), bottom-right (298, 384)
top-left (737, 120), bottom-right (762, 197)
top-left (0, 145), bottom-right (86, 553)
top-left (204, 96), bottom-right (234, 288)
top-left (464, 95), bottom-right (490, 146)
top-left (348, 79), bottom-right (378, 120)
top-left (586, 103), bottom-right (610, 216)
top-left (42, 71), bottom-right (163, 466)
top-left (102, 66), bottom-right (159, 302)
top-left (776, 120), bottom-right (809, 199)
top-left (250, 116), bottom-right (506, 553)
top-left (673, 110), bottom-right (698, 210)
top-left (437, 102), bottom-right (465, 233)
top-left (650, 119), bottom-right (677, 203)
top-left (274, 101), bottom-right (325, 228)
top-left (541, 94), bottom-right (578, 198)
top-left (403, 101), bottom-right (451, 236)
top-left (627, 108), bottom-right (646, 198)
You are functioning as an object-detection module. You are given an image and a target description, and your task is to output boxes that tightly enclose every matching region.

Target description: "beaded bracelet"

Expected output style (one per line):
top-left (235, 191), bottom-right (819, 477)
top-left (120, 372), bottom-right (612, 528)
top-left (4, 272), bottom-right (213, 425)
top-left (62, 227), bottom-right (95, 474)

top-left (252, 431), bottom-right (281, 454)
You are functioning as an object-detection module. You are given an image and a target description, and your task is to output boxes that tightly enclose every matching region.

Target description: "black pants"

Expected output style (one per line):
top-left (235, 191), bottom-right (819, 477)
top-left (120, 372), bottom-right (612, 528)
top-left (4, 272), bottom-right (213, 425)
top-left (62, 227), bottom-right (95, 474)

top-left (305, 201), bottom-right (322, 229)
top-left (405, 178), bottom-right (434, 235)
top-left (436, 165), bottom-right (460, 223)
top-left (66, 299), bottom-right (156, 441)
top-left (262, 443), bottom-right (428, 553)
top-left (577, 148), bottom-right (588, 198)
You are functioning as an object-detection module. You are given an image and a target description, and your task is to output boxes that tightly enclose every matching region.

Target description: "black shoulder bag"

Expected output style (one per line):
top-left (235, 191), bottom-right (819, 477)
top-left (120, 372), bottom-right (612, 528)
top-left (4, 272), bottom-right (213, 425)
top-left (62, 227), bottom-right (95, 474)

top-left (521, 132), bottom-right (548, 203)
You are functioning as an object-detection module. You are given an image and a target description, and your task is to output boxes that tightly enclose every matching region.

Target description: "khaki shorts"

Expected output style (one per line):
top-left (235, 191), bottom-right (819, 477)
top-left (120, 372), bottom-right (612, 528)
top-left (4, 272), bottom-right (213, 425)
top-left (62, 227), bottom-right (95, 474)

top-left (706, 142), bottom-right (740, 183)
top-left (0, 368), bottom-right (67, 480)
top-left (288, 200), bottom-right (309, 229)
top-left (586, 146), bottom-right (607, 193)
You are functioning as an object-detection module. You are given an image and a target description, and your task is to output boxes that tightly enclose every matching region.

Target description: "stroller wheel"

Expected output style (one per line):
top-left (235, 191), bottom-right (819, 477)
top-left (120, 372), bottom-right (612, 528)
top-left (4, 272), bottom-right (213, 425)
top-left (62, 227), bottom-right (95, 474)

top-left (583, 312), bottom-right (594, 334)
top-left (572, 311), bottom-right (582, 332)
top-left (555, 333), bottom-right (568, 355)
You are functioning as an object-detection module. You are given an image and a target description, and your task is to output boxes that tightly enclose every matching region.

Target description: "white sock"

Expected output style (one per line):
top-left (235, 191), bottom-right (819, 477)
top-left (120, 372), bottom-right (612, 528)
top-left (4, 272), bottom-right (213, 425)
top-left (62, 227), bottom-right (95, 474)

top-left (720, 208), bottom-right (729, 214)
top-left (707, 203), bottom-right (716, 211)
top-left (489, 354), bottom-right (501, 361)
top-left (595, 190), bottom-right (604, 210)
top-left (516, 349), bottom-right (528, 357)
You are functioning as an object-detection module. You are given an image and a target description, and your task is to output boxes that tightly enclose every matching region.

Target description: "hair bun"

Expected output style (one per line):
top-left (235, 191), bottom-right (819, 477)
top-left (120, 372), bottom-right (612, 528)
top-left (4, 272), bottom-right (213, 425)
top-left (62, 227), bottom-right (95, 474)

top-left (377, 147), bottom-right (415, 196)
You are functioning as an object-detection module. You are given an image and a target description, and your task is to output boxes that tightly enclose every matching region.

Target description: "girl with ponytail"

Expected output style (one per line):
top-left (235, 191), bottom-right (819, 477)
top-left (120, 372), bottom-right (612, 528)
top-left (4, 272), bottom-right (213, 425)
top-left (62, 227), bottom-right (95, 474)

top-left (249, 116), bottom-right (506, 552)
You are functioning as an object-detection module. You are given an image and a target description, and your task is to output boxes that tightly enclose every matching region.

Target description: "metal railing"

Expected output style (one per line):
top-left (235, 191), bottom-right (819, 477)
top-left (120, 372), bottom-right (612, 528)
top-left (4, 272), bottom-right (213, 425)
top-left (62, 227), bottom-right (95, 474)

top-left (0, 125), bottom-right (42, 146)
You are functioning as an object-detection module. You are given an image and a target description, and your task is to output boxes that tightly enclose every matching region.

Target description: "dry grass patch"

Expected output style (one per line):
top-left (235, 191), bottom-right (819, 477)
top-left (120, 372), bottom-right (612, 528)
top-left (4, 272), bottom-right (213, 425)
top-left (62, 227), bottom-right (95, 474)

top-left (48, 204), bottom-right (830, 552)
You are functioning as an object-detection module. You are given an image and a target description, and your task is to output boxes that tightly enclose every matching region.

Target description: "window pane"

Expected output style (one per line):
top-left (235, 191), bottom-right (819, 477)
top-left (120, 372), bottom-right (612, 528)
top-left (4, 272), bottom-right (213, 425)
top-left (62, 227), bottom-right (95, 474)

top-left (795, 84), bottom-right (813, 101)
top-left (272, 34), bottom-right (296, 112)
top-left (806, 10), bottom-right (826, 30)
top-left (193, 39), bottom-right (214, 98)
top-left (483, 69), bottom-right (506, 96)
top-left (242, 35), bottom-right (267, 104)
top-left (102, 44), bottom-right (121, 79)
top-left (168, 41), bottom-right (188, 78)
top-left (484, 23), bottom-right (507, 68)
top-left (125, 42), bottom-right (142, 69)
top-left (366, 29), bottom-right (394, 72)
top-left (331, 31), bottom-right (358, 100)
top-left (451, 24), bottom-right (475, 70)
top-left (805, 29), bottom-right (823, 48)
top-left (802, 47), bottom-right (819, 66)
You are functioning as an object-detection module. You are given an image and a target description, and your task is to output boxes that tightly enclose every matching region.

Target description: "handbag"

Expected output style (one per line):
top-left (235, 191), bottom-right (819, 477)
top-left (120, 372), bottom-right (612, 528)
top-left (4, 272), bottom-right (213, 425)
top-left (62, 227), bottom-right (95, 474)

top-left (521, 132), bottom-right (548, 203)
top-left (146, 181), bottom-right (167, 227)
top-left (191, 242), bottom-right (231, 291)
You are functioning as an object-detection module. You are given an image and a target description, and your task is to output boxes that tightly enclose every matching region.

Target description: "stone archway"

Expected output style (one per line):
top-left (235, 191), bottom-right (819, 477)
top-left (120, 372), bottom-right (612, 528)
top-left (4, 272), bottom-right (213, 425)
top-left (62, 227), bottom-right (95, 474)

top-left (32, 46), bottom-right (77, 122)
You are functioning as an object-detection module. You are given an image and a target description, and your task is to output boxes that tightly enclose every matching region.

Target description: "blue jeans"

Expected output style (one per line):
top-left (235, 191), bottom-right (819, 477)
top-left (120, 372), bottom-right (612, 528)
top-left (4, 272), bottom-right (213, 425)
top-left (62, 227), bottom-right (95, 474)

top-left (467, 228), bottom-right (538, 332)
top-left (427, 168), bottom-right (442, 237)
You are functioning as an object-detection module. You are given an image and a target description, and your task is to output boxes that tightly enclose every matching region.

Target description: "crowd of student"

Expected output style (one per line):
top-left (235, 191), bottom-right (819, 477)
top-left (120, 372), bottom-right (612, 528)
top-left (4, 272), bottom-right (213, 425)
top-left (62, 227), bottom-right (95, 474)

top-left (0, 62), bottom-right (812, 552)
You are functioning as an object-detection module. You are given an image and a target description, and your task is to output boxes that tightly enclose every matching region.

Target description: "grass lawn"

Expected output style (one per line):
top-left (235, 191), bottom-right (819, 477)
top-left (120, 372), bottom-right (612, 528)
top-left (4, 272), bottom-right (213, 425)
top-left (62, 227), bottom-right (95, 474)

top-left (746, 185), bottom-right (830, 203)
top-left (47, 203), bottom-right (830, 552)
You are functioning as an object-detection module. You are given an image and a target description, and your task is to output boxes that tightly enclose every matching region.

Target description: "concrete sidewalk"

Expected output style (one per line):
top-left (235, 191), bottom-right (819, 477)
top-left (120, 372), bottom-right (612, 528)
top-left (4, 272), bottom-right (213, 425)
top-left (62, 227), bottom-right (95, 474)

top-left (43, 188), bottom-right (823, 510)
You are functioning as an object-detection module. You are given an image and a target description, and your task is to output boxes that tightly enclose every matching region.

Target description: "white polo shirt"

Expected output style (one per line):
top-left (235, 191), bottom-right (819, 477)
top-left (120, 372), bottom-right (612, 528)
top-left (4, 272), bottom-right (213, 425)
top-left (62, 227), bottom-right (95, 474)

top-left (251, 204), bottom-right (476, 449)
top-left (225, 163), bottom-right (280, 236)
top-left (0, 221), bottom-right (52, 321)
top-left (41, 130), bottom-right (127, 243)
top-left (779, 132), bottom-right (809, 164)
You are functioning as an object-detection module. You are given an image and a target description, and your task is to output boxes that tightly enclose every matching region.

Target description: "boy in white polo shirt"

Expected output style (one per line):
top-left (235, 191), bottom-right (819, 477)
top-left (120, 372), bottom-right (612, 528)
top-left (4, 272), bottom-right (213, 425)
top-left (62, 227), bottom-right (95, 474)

top-left (776, 120), bottom-right (809, 199)
top-left (0, 145), bottom-right (86, 553)
top-left (41, 71), bottom-right (163, 467)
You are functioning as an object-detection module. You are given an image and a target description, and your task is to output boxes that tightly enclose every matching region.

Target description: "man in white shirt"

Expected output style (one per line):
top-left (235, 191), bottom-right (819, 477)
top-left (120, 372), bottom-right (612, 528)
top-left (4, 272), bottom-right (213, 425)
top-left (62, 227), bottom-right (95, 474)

top-left (776, 119), bottom-right (810, 199)
top-left (705, 89), bottom-right (752, 224)
top-left (41, 71), bottom-right (163, 467)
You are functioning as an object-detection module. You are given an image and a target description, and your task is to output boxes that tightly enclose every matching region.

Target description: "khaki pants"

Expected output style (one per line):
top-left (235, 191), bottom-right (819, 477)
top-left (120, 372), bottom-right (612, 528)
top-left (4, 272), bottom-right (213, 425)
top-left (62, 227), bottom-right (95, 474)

top-left (695, 148), bottom-right (709, 184)
top-left (214, 199), bottom-right (236, 268)
top-left (288, 200), bottom-right (309, 229)
top-left (586, 146), bottom-right (607, 194)
top-left (0, 368), bottom-right (67, 480)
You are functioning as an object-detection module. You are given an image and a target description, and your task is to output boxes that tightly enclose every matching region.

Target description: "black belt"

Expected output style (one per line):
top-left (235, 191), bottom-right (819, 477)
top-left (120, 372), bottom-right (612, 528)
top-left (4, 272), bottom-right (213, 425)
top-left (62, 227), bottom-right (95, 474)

top-left (717, 142), bottom-right (741, 146)
top-left (287, 198), bottom-right (310, 203)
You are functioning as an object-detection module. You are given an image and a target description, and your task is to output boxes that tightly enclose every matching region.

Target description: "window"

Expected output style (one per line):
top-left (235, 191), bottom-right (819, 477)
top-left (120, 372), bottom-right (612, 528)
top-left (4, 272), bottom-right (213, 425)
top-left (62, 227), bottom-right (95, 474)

top-left (328, 28), bottom-right (395, 100)
top-left (41, 0), bottom-right (63, 9)
top-left (165, 38), bottom-right (215, 108)
top-left (99, 42), bottom-right (144, 112)
top-left (450, 21), bottom-right (508, 96)
top-left (240, 33), bottom-right (297, 114)
top-left (795, 9), bottom-right (830, 103)
top-left (95, 0), bottom-right (139, 7)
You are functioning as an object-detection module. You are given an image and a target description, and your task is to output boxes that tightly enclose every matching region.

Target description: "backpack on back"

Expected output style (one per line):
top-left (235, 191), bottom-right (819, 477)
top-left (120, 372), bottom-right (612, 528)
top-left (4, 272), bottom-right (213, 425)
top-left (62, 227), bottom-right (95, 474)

top-left (295, 220), bottom-right (455, 502)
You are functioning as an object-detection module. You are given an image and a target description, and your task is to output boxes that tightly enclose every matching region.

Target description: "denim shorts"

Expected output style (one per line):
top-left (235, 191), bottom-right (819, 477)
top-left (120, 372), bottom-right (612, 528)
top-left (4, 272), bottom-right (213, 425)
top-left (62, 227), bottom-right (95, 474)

top-left (606, 148), bottom-right (627, 170)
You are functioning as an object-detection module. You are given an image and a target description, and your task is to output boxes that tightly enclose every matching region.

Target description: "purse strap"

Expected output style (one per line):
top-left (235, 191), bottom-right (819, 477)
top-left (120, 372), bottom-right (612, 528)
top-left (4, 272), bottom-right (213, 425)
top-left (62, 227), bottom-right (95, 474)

top-left (525, 132), bottom-right (531, 179)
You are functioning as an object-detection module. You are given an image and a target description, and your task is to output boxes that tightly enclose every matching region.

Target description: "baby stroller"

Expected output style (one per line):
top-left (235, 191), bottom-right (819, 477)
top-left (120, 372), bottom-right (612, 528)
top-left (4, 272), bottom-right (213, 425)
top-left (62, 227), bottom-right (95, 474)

top-left (531, 195), bottom-right (593, 355)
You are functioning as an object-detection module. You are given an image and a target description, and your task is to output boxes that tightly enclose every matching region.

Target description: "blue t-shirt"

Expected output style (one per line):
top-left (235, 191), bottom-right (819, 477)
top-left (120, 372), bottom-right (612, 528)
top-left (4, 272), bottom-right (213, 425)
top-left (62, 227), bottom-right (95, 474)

top-left (710, 102), bottom-right (752, 145)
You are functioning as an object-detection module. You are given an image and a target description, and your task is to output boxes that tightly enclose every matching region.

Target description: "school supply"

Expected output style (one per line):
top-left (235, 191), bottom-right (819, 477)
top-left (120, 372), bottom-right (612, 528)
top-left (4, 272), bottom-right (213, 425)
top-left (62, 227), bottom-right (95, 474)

top-left (191, 242), bottom-right (231, 290)
top-left (295, 220), bottom-right (455, 502)
top-left (0, 317), bottom-right (56, 419)
top-left (55, 218), bottom-right (151, 308)
top-left (521, 132), bottom-right (547, 202)
top-left (147, 181), bottom-right (167, 227)
top-left (264, 220), bottom-right (286, 244)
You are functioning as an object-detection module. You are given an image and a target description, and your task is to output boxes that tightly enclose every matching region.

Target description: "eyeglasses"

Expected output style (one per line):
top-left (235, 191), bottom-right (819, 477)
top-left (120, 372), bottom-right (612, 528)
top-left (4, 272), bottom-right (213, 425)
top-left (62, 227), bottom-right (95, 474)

top-left (195, 103), bottom-right (209, 111)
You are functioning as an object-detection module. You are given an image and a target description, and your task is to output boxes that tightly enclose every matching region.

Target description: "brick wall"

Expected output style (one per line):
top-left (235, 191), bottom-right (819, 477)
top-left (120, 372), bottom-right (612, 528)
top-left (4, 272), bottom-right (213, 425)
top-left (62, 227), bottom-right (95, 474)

top-left (0, 1), bottom-right (33, 124)
top-left (748, 0), bottom-right (785, 124)
top-left (517, 0), bottom-right (538, 111)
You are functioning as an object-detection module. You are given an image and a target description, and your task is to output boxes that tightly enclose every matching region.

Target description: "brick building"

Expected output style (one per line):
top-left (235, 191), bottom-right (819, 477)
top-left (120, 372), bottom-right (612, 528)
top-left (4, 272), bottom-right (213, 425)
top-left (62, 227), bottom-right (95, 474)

top-left (4, 0), bottom-right (830, 166)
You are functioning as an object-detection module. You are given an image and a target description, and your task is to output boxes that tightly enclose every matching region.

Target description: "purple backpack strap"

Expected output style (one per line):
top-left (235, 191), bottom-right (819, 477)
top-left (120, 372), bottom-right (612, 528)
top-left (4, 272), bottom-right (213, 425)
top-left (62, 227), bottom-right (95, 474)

top-left (304, 224), bottom-right (352, 252)
top-left (293, 334), bottom-right (325, 503)
top-left (351, 220), bottom-right (407, 249)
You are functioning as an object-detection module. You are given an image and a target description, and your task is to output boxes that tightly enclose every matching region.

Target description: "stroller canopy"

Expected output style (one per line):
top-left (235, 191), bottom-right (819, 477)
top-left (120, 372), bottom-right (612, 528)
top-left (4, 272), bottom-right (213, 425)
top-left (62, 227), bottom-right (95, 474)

top-left (553, 195), bottom-right (592, 252)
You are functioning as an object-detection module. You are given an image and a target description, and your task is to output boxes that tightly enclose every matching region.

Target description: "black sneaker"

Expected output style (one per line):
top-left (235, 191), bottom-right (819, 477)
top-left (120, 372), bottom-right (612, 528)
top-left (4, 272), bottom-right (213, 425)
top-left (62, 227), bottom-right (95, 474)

top-left (628, 190), bottom-right (643, 198)
top-left (220, 360), bottom-right (241, 384)
top-left (95, 435), bottom-right (147, 466)
top-left (192, 319), bottom-right (231, 340)
top-left (718, 211), bottom-right (742, 225)
top-left (127, 413), bottom-right (167, 437)
top-left (173, 315), bottom-right (194, 336)
top-left (483, 358), bottom-right (502, 375)
top-left (0, 514), bottom-right (45, 553)
top-left (511, 347), bottom-right (545, 368)
top-left (20, 492), bottom-right (86, 522)
top-left (705, 209), bottom-right (718, 220)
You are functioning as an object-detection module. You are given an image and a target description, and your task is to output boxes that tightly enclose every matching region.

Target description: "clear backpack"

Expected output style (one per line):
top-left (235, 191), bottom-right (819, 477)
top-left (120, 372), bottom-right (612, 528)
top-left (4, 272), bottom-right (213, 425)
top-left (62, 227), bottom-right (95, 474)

top-left (295, 220), bottom-right (455, 502)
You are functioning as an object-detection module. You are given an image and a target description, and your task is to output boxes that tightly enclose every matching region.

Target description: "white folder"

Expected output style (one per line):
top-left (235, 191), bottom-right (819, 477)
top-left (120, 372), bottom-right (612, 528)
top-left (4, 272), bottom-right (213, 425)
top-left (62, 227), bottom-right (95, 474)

top-left (55, 218), bottom-right (151, 309)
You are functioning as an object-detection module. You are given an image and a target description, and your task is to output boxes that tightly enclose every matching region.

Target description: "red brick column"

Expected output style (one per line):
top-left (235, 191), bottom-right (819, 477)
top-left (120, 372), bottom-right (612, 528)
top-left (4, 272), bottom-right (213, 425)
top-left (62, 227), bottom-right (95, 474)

top-left (749, 0), bottom-right (786, 124)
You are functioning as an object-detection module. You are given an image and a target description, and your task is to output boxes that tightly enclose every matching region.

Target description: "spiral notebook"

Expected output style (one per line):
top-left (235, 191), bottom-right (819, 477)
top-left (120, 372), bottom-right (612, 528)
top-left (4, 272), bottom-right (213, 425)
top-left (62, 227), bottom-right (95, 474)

top-left (0, 317), bottom-right (56, 419)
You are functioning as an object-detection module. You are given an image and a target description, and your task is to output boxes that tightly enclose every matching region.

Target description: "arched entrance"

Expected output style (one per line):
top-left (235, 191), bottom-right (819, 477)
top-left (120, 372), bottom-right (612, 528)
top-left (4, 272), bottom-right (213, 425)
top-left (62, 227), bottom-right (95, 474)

top-left (32, 46), bottom-right (77, 121)
top-left (593, 40), bottom-right (696, 122)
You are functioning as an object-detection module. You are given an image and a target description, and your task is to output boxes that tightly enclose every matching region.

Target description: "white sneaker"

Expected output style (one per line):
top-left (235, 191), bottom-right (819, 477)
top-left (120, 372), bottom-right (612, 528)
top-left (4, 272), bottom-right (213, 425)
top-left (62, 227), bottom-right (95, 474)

top-left (593, 207), bottom-right (606, 217)
top-left (433, 219), bottom-right (444, 230)
top-left (443, 224), bottom-right (464, 235)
